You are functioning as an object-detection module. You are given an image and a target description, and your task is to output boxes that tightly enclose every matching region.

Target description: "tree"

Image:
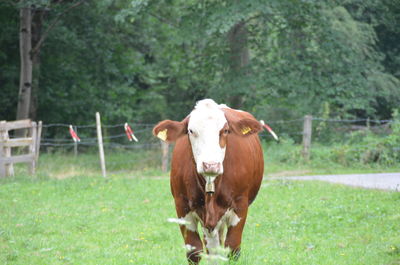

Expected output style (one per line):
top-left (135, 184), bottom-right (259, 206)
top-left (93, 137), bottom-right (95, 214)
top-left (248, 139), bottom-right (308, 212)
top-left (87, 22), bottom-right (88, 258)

top-left (16, 5), bottom-right (32, 123)
top-left (15, 0), bottom-right (84, 126)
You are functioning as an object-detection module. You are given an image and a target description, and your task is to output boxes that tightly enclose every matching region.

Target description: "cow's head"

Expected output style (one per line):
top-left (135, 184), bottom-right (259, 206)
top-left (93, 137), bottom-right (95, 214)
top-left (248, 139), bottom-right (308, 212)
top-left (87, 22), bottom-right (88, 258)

top-left (153, 99), bottom-right (261, 176)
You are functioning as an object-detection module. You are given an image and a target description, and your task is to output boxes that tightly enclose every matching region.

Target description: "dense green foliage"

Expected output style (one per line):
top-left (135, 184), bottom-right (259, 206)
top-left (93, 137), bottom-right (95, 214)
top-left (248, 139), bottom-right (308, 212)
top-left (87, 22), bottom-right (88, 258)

top-left (1, 0), bottom-right (399, 124)
top-left (0, 175), bottom-right (399, 264)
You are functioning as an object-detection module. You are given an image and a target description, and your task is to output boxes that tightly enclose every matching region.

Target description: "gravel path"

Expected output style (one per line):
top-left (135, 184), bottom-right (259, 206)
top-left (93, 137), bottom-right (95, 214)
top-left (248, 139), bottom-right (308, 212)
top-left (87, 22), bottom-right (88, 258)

top-left (274, 172), bottom-right (400, 191)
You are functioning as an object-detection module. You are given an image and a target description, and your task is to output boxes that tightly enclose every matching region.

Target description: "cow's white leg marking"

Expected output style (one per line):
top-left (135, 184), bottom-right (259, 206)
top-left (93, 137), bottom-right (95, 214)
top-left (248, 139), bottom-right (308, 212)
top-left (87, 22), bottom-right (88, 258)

top-left (218, 225), bottom-right (225, 245)
top-left (182, 211), bottom-right (200, 232)
top-left (201, 209), bottom-right (241, 253)
top-left (203, 228), bottom-right (220, 253)
top-left (182, 209), bottom-right (241, 255)
top-left (225, 208), bottom-right (241, 227)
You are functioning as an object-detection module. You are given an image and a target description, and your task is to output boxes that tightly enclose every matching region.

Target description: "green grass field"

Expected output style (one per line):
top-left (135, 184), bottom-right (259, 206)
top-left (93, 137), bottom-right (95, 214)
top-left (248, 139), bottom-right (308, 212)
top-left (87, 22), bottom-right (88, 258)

top-left (17, 142), bottom-right (400, 180)
top-left (1, 174), bottom-right (399, 264)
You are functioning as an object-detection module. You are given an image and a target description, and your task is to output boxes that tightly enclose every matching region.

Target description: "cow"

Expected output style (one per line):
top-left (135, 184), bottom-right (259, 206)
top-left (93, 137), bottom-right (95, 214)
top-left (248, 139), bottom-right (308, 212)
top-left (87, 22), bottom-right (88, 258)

top-left (153, 99), bottom-right (264, 264)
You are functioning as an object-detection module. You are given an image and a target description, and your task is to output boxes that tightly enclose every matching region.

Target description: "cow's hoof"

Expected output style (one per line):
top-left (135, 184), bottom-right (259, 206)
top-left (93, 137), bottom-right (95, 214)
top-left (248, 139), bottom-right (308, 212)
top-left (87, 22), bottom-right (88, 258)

top-left (187, 250), bottom-right (202, 265)
top-left (228, 248), bottom-right (241, 261)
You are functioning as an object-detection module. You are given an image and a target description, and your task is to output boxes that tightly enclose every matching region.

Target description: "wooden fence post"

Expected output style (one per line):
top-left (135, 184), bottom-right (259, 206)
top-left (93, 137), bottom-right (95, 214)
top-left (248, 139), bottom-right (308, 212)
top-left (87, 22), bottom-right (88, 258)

top-left (0, 120), bottom-right (14, 176)
top-left (302, 115), bottom-right (312, 161)
top-left (161, 141), bottom-right (169, 172)
top-left (35, 121), bottom-right (42, 163)
top-left (96, 112), bottom-right (107, 178)
top-left (28, 122), bottom-right (37, 174)
top-left (0, 121), bottom-right (6, 178)
top-left (73, 125), bottom-right (78, 157)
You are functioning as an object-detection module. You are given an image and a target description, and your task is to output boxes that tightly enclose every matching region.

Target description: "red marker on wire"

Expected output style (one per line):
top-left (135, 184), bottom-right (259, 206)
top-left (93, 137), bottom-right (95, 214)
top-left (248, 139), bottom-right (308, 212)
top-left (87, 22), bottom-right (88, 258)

top-left (260, 120), bottom-right (279, 141)
top-left (69, 125), bottom-right (81, 142)
top-left (124, 123), bottom-right (138, 142)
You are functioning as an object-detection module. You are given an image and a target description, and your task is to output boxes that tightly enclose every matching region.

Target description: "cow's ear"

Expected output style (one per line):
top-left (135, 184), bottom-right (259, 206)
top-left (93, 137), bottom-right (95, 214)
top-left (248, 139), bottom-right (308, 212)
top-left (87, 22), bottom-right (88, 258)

top-left (153, 118), bottom-right (188, 142)
top-left (230, 118), bottom-right (262, 136)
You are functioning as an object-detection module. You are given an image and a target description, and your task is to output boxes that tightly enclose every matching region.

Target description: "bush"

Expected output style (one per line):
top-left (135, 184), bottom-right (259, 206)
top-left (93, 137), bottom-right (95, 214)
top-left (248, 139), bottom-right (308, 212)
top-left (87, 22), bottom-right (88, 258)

top-left (264, 110), bottom-right (400, 173)
top-left (343, 110), bottom-right (400, 165)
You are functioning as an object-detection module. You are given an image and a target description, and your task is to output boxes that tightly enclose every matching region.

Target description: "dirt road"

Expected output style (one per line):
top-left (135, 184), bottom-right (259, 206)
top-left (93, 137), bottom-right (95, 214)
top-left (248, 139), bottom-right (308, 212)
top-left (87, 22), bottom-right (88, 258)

top-left (274, 172), bottom-right (400, 191)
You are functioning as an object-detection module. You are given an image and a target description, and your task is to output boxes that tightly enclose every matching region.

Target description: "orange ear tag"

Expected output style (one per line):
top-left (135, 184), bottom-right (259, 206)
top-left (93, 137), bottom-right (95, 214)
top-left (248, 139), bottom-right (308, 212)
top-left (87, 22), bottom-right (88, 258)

top-left (157, 129), bottom-right (168, 141)
top-left (241, 127), bottom-right (251, 135)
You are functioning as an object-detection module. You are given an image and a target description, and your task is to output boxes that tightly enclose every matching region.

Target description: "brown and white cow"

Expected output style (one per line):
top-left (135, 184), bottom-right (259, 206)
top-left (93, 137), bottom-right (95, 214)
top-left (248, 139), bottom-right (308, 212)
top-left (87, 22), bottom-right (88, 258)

top-left (153, 99), bottom-right (264, 264)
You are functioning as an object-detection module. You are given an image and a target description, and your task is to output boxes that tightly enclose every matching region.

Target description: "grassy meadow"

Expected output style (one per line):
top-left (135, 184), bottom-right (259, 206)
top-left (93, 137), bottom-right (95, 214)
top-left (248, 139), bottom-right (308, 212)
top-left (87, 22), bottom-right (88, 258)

top-left (1, 173), bottom-right (399, 264)
top-left (0, 142), bottom-right (399, 264)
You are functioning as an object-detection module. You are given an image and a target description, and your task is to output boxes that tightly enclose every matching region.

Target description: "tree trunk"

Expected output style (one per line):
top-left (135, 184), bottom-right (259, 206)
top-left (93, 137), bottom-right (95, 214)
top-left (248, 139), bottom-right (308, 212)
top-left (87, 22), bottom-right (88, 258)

top-left (30, 9), bottom-right (45, 121)
top-left (16, 7), bottom-right (32, 126)
top-left (227, 21), bottom-right (250, 109)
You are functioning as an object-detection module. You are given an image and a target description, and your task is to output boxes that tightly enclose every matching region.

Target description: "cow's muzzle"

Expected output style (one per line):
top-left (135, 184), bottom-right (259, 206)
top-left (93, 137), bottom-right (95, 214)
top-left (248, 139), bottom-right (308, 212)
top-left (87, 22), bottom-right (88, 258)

top-left (202, 162), bottom-right (222, 175)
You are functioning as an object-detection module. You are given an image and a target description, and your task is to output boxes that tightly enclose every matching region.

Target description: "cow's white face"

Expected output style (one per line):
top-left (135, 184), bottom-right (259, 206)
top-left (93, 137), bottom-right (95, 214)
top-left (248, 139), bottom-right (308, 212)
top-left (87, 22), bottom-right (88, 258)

top-left (188, 99), bottom-right (228, 176)
top-left (153, 98), bottom-right (263, 179)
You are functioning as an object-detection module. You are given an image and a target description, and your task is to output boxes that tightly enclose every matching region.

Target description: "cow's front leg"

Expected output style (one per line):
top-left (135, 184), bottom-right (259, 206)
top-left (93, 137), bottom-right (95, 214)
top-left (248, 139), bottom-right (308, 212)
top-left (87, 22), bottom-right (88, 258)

top-left (175, 199), bottom-right (203, 264)
top-left (225, 203), bottom-right (248, 260)
top-left (179, 224), bottom-right (203, 264)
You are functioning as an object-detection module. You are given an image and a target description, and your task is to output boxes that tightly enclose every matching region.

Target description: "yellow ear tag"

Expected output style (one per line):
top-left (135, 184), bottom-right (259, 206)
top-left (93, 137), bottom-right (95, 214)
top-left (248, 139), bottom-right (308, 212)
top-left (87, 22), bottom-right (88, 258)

top-left (241, 127), bottom-right (251, 135)
top-left (157, 129), bottom-right (168, 141)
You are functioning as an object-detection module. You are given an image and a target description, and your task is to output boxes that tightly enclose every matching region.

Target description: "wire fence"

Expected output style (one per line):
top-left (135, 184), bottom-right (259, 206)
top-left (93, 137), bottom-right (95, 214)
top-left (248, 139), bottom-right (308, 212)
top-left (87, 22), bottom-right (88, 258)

top-left (41, 123), bottom-right (158, 148)
top-left (33, 116), bottom-right (396, 173)
top-left (38, 116), bottom-right (395, 148)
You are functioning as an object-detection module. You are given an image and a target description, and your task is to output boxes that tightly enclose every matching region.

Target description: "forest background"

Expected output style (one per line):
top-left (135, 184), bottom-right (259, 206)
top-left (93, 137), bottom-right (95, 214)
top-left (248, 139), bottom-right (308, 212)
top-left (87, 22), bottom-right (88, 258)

top-left (1, 0), bottom-right (399, 128)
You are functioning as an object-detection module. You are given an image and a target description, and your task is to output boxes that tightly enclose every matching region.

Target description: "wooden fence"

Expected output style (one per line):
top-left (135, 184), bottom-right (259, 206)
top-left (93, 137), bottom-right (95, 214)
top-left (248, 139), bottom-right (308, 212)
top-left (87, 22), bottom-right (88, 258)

top-left (0, 119), bottom-right (42, 178)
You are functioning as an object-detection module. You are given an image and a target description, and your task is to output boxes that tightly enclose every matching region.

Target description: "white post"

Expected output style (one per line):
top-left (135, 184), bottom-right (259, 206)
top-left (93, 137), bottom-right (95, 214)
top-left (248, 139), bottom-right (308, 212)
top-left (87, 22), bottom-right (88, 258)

top-left (96, 112), bottom-right (106, 178)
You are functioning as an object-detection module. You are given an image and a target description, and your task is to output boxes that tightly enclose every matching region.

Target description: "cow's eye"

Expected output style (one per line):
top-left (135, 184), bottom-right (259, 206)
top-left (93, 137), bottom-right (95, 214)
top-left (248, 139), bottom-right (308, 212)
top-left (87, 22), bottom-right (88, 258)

top-left (188, 129), bottom-right (194, 134)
